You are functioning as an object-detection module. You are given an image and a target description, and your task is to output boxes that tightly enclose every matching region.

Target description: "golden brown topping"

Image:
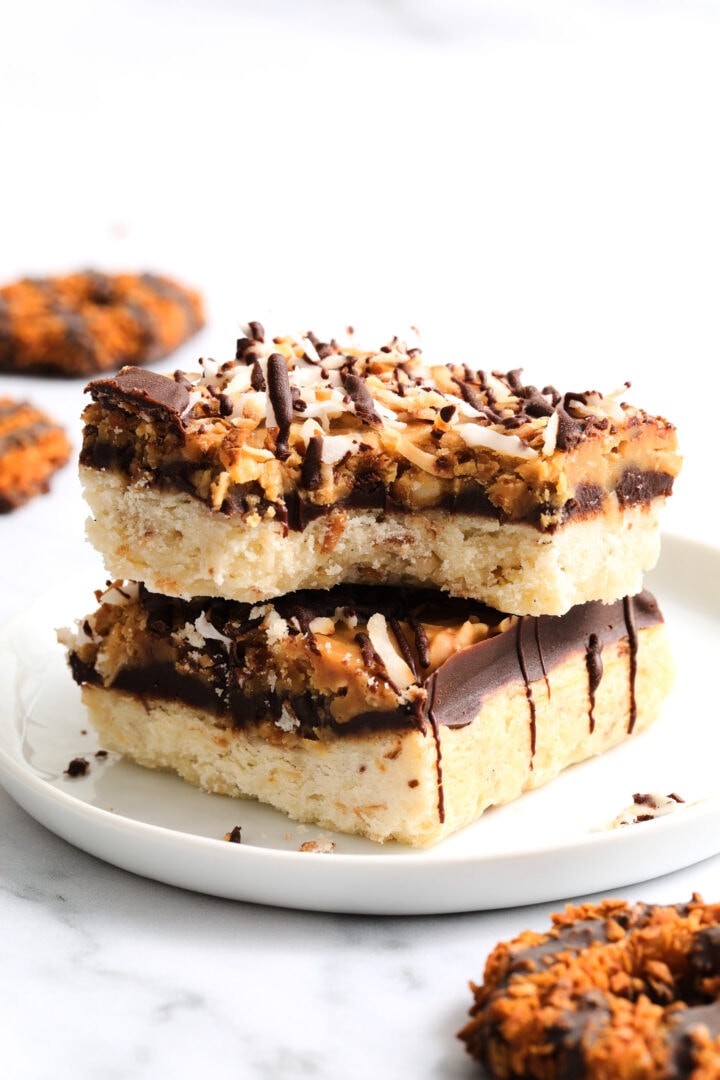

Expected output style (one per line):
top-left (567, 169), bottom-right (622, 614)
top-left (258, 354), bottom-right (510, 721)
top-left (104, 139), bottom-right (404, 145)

top-left (82, 327), bottom-right (680, 530)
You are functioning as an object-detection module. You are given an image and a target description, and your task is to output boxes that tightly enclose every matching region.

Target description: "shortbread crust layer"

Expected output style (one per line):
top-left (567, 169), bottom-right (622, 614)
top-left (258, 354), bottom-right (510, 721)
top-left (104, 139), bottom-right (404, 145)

top-left (81, 469), bottom-right (664, 614)
top-left (61, 583), bottom-right (674, 846)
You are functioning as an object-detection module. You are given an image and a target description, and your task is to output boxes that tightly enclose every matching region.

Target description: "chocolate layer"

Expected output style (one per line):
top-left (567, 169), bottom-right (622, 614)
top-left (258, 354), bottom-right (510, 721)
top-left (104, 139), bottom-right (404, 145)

top-left (462, 901), bottom-right (720, 1078)
top-left (87, 367), bottom-right (190, 428)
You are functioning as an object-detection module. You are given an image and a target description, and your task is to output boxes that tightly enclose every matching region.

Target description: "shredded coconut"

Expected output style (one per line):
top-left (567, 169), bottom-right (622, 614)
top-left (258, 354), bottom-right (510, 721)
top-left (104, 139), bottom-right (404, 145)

top-left (275, 704), bottom-right (299, 732)
top-left (367, 613), bottom-right (415, 690)
top-left (456, 423), bottom-right (539, 460)
top-left (100, 582), bottom-right (139, 606)
top-left (194, 611), bottom-right (232, 645)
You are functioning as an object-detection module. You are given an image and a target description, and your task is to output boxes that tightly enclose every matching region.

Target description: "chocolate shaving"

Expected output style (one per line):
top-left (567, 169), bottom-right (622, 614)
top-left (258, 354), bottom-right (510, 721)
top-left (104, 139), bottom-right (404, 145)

top-left (389, 616), bottom-right (418, 679)
top-left (301, 435), bottom-right (324, 491)
top-left (454, 378), bottom-right (486, 414)
top-left (250, 360), bottom-right (266, 393)
top-left (408, 614), bottom-right (431, 669)
top-left (342, 373), bottom-right (381, 425)
top-left (355, 631), bottom-right (383, 671)
top-left (267, 353), bottom-right (293, 459)
top-left (235, 337), bottom-right (255, 361)
top-left (218, 393), bottom-right (234, 417)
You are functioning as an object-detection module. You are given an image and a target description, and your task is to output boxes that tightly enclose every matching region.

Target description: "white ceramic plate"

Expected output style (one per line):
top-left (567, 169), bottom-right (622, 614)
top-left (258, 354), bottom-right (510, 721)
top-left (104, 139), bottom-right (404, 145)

top-left (0, 533), bottom-right (718, 915)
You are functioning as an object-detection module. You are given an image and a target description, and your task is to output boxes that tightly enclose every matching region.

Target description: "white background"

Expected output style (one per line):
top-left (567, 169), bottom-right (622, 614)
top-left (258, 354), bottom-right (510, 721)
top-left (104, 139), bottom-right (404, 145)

top-left (1, 3), bottom-right (719, 1077)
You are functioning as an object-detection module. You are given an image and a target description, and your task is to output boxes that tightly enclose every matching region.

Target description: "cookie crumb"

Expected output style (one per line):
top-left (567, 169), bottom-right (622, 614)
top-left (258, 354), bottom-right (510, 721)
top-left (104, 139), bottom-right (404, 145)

top-left (613, 791), bottom-right (684, 826)
top-left (64, 757), bottom-right (89, 777)
top-left (299, 837), bottom-right (336, 854)
top-left (223, 825), bottom-right (242, 844)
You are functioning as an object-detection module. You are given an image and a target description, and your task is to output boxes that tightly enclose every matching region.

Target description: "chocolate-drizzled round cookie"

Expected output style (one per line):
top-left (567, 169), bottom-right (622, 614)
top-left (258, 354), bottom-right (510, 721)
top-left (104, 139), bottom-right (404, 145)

top-left (0, 271), bottom-right (204, 376)
top-left (459, 895), bottom-right (720, 1078)
top-left (0, 397), bottom-right (71, 511)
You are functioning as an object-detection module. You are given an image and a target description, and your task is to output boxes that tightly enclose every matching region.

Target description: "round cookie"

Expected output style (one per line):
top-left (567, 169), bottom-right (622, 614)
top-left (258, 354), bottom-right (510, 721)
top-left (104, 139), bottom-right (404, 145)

top-left (459, 895), bottom-right (720, 1079)
top-left (0, 397), bottom-right (71, 511)
top-left (0, 271), bottom-right (204, 376)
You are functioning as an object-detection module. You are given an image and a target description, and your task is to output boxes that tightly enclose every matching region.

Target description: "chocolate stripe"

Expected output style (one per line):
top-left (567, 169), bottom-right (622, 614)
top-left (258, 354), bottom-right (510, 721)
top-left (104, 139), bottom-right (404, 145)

top-left (139, 273), bottom-right (203, 333)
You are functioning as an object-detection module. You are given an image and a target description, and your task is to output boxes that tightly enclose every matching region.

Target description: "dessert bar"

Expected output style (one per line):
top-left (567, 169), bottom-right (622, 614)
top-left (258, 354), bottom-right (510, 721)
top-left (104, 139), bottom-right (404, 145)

top-left (79, 327), bottom-right (680, 614)
top-left (61, 582), bottom-right (674, 847)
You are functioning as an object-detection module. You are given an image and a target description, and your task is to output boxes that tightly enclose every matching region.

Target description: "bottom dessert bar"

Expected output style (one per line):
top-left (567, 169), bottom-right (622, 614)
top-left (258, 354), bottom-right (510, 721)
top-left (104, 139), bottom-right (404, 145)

top-left (60, 583), bottom-right (674, 847)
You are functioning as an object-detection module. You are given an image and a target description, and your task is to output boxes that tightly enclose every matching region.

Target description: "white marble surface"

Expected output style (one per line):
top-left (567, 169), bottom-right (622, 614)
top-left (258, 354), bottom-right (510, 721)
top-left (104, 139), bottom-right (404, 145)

top-left (1, 2), bottom-right (720, 1077)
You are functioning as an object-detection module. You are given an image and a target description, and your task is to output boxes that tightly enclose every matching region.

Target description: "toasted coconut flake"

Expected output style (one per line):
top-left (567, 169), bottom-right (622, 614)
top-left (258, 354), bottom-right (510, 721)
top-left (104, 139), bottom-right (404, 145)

top-left (393, 434), bottom-right (447, 474)
top-left (299, 417), bottom-right (324, 445)
top-left (180, 389), bottom-right (204, 418)
top-left (194, 611), bottom-right (232, 646)
top-left (264, 608), bottom-right (290, 644)
top-left (456, 423), bottom-right (538, 460)
top-left (542, 410), bottom-right (560, 457)
top-left (99, 582), bottom-right (139, 606)
top-left (223, 367), bottom-right (253, 396)
top-left (301, 336), bottom-right (321, 363)
top-left (367, 613), bottom-right (416, 690)
top-left (320, 434), bottom-right (361, 465)
top-left (299, 837), bottom-right (336, 853)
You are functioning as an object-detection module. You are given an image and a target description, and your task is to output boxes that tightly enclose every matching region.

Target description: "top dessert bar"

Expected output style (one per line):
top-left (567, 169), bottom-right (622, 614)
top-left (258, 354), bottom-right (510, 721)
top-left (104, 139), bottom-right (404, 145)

top-left (79, 324), bottom-right (680, 614)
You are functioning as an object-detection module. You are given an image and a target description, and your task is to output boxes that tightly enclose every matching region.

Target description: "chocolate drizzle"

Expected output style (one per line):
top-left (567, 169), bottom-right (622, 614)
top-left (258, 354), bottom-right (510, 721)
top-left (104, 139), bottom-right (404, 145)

top-left (342, 373), bottom-right (382, 425)
top-left (389, 616), bottom-right (418, 680)
top-left (69, 587), bottom-right (665, 829)
top-left (250, 360), bottom-right (266, 392)
top-left (585, 633), bottom-right (603, 734)
top-left (267, 352), bottom-right (293, 459)
top-left (516, 618), bottom-right (537, 766)
top-left (624, 595), bottom-right (639, 733)
top-left (535, 619), bottom-right (550, 698)
top-left (300, 435), bottom-right (324, 491)
top-left (408, 613), bottom-right (430, 669)
top-left (427, 702), bottom-right (445, 824)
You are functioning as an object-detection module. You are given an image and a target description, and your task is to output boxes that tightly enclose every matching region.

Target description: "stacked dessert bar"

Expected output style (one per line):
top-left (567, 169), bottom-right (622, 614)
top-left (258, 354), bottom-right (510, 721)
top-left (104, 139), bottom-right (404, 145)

top-left (61, 325), bottom-right (680, 846)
